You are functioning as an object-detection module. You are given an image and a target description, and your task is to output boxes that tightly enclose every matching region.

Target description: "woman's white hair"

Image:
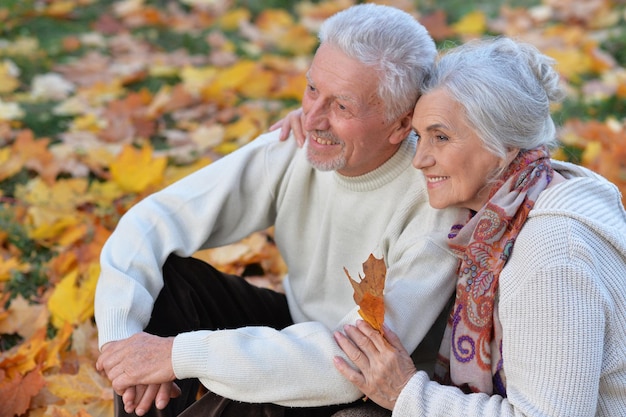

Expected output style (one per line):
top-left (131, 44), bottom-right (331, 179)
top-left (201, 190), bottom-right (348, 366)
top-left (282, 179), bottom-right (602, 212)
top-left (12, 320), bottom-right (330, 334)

top-left (318, 4), bottom-right (436, 122)
top-left (424, 37), bottom-right (566, 158)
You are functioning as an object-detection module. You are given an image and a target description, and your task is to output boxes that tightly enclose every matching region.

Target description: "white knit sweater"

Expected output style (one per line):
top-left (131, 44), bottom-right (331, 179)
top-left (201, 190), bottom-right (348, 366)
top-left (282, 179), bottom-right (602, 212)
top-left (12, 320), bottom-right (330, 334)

top-left (393, 160), bottom-right (626, 416)
top-left (95, 130), bottom-right (461, 407)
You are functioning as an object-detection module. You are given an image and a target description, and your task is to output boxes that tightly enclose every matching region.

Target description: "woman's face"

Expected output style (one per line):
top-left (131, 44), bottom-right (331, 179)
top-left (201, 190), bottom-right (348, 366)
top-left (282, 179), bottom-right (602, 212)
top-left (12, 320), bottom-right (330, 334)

top-left (411, 89), bottom-right (505, 212)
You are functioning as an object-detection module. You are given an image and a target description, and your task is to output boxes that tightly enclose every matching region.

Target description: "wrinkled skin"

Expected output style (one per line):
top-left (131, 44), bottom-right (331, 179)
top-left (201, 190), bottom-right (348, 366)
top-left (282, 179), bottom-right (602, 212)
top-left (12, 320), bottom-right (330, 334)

top-left (333, 321), bottom-right (417, 410)
top-left (96, 333), bottom-right (180, 415)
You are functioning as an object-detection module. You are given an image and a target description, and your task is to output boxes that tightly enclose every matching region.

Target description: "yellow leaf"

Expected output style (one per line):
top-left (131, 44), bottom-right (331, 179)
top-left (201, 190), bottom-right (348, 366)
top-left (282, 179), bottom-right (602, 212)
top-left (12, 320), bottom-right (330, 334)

top-left (238, 68), bottom-right (275, 99)
top-left (0, 256), bottom-right (29, 281)
top-left (452, 10), bottom-right (487, 36)
top-left (0, 144), bottom-right (23, 180)
top-left (18, 177), bottom-right (89, 212)
top-left (109, 144), bottom-right (167, 193)
top-left (216, 60), bottom-right (257, 90)
top-left (47, 263), bottom-right (100, 328)
top-left (164, 157), bottom-right (212, 186)
top-left (0, 60), bottom-right (20, 94)
top-left (45, 358), bottom-right (114, 416)
top-left (87, 180), bottom-right (125, 207)
top-left (71, 112), bottom-right (105, 133)
top-left (45, 0), bottom-right (76, 17)
top-left (218, 8), bottom-right (251, 31)
top-left (276, 26), bottom-right (318, 55)
top-left (180, 65), bottom-right (217, 95)
top-left (582, 141), bottom-right (603, 166)
top-left (27, 211), bottom-right (80, 243)
top-left (0, 327), bottom-right (46, 377)
top-left (544, 47), bottom-right (592, 82)
top-left (224, 114), bottom-right (263, 144)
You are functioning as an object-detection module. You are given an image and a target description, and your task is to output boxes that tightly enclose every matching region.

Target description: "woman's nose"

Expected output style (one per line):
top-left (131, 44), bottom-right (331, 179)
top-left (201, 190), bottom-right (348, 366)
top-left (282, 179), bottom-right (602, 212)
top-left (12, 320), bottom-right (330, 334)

top-left (412, 146), bottom-right (435, 170)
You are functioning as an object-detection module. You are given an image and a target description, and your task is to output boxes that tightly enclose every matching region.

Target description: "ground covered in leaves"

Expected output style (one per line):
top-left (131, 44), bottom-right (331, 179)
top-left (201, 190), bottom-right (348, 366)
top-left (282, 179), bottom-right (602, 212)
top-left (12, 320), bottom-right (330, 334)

top-left (0, 0), bottom-right (625, 416)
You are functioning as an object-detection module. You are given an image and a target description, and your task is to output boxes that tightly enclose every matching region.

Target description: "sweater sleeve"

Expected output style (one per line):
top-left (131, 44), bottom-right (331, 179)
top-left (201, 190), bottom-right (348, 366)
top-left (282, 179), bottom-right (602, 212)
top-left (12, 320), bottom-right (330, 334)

top-left (393, 217), bottom-right (610, 417)
top-left (171, 228), bottom-right (460, 407)
top-left (394, 263), bottom-right (605, 417)
top-left (95, 133), bottom-right (289, 348)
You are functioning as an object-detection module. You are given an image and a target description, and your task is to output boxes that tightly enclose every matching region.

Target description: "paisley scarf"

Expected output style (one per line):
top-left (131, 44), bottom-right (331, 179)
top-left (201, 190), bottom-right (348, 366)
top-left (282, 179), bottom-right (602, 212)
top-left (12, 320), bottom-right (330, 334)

top-left (433, 146), bottom-right (553, 396)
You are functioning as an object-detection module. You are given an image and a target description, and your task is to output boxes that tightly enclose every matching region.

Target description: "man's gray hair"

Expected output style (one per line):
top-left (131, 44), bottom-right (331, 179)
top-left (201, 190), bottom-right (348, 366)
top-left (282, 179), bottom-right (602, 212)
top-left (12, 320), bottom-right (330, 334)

top-left (424, 37), bottom-right (566, 158)
top-left (319, 4), bottom-right (436, 122)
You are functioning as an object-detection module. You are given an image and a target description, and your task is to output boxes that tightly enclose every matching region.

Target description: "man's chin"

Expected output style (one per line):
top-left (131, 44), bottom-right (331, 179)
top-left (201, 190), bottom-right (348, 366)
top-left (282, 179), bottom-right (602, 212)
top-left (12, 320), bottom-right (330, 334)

top-left (305, 153), bottom-right (346, 172)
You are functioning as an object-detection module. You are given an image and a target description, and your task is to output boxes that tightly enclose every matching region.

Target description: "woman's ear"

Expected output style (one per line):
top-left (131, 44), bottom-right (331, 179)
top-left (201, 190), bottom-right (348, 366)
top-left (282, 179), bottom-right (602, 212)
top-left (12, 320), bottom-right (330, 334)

top-left (389, 111), bottom-right (414, 145)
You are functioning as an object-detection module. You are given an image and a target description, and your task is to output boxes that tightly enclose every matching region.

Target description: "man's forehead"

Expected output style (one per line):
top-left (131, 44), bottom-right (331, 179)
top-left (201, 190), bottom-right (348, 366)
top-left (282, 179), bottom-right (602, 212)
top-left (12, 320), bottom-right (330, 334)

top-left (306, 63), bottom-right (380, 106)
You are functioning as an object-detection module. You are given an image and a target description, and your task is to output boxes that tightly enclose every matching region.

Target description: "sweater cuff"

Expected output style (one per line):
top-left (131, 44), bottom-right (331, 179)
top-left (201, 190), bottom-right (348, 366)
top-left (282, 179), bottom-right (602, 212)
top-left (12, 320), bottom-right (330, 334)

top-left (393, 371), bottom-right (429, 416)
top-left (172, 330), bottom-right (213, 379)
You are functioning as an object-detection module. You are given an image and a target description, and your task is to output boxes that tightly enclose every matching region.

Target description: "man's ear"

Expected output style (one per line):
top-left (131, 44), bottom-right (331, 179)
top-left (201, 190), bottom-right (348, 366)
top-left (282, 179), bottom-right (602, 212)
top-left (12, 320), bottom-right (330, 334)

top-left (389, 111), bottom-right (414, 145)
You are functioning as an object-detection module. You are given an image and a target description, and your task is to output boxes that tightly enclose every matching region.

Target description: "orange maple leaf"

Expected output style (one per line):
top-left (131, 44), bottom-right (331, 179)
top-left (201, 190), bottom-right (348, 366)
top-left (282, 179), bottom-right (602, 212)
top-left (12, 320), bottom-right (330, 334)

top-left (344, 254), bottom-right (386, 332)
top-left (0, 366), bottom-right (46, 417)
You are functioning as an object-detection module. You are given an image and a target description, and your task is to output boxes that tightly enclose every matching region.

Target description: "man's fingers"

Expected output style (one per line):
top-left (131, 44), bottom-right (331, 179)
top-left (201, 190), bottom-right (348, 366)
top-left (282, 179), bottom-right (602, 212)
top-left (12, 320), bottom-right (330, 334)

top-left (135, 384), bottom-right (159, 416)
top-left (122, 386), bottom-right (137, 414)
top-left (155, 382), bottom-right (178, 409)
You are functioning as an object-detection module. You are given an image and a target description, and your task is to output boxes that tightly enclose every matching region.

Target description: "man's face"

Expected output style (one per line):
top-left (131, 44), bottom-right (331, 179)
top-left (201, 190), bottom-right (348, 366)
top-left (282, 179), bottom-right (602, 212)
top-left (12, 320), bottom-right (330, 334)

top-left (301, 43), bottom-right (409, 177)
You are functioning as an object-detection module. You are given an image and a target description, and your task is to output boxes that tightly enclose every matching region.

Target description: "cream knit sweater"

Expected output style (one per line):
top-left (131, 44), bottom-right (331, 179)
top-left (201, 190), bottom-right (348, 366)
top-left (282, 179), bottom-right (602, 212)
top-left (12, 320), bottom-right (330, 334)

top-left (393, 161), bottom-right (626, 417)
top-left (95, 130), bottom-right (461, 407)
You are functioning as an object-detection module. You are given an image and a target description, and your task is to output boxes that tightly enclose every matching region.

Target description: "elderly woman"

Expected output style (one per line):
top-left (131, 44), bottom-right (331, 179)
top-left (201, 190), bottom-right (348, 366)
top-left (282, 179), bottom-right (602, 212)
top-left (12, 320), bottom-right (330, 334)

top-left (329, 37), bottom-right (626, 416)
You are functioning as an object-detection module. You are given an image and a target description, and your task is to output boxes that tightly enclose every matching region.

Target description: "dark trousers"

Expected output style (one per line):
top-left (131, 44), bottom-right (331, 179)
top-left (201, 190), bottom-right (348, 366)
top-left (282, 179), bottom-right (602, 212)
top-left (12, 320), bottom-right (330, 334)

top-left (114, 255), bottom-right (366, 417)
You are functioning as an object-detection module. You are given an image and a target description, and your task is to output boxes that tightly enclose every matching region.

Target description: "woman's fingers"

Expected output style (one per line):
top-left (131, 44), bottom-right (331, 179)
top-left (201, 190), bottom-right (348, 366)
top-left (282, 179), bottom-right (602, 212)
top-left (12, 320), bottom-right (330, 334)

top-left (381, 324), bottom-right (406, 351)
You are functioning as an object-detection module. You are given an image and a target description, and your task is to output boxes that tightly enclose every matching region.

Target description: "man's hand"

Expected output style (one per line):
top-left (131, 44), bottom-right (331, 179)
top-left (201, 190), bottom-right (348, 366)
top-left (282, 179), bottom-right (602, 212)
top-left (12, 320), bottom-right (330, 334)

top-left (333, 321), bottom-right (417, 411)
top-left (96, 333), bottom-right (179, 414)
top-left (121, 383), bottom-right (181, 416)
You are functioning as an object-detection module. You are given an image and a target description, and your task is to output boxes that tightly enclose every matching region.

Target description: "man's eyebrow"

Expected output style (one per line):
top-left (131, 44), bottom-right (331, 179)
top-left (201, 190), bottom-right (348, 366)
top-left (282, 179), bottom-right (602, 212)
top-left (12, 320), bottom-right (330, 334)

top-left (306, 72), bottom-right (358, 104)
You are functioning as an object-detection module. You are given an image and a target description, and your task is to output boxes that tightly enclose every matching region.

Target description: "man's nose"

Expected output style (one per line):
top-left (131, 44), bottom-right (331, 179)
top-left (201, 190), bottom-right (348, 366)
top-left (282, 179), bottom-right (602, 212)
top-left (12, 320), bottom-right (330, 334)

top-left (303, 101), bottom-right (330, 131)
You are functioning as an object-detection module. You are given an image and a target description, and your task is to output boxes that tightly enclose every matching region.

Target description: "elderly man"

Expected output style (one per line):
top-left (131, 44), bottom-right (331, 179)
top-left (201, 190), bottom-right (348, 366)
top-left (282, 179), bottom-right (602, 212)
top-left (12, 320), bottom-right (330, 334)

top-left (95, 4), bottom-right (459, 417)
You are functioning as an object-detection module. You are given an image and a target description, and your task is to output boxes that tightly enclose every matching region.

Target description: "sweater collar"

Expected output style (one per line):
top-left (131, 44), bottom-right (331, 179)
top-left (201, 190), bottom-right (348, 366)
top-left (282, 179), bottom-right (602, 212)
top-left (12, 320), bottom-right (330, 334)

top-left (333, 135), bottom-right (417, 192)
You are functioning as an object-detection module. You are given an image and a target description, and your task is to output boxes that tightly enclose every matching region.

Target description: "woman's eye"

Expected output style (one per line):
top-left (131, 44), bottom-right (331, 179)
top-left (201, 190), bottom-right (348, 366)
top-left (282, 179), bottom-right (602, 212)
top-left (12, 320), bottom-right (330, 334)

top-left (436, 135), bottom-right (449, 142)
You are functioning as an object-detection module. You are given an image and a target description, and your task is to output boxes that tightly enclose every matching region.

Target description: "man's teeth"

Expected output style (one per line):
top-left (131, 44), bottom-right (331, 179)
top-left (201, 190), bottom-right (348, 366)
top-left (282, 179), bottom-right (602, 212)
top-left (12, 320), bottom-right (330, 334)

top-left (313, 136), bottom-right (334, 145)
top-left (428, 176), bottom-right (448, 182)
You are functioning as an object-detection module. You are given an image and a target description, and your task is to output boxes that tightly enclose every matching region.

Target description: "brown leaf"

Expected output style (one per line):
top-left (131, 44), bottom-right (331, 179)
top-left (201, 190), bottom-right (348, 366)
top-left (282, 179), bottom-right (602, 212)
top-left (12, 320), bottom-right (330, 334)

top-left (419, 10), bottom-right (454, 41)
top-left (344, 254), bottom-right (386, 332)
top-left (0, 367), bottom-right (46, 417)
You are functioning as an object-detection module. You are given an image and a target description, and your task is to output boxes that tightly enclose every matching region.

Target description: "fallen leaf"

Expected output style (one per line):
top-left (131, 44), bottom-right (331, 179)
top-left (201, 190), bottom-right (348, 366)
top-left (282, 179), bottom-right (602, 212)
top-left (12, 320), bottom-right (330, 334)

top-left (47, 263), bottom-right (100, 328)
top-left (0, 366), bottom-right (46, 417)
top-left (452, 10), bottom-right (487, 37)
top-left (109, 143), bottom-right (167, 193)
top-left (344, 254), bottom-right (386, 332)
top-left (0, 294), bottom-right (49, 339)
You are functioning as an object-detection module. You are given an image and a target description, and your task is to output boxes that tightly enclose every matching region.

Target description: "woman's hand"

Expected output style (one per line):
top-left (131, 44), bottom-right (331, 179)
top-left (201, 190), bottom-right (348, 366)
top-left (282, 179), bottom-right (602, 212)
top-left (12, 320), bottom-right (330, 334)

top-left (333, 321), bottom-right (417, 411)
top-left (269, 108), bottom-right (306, 147)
